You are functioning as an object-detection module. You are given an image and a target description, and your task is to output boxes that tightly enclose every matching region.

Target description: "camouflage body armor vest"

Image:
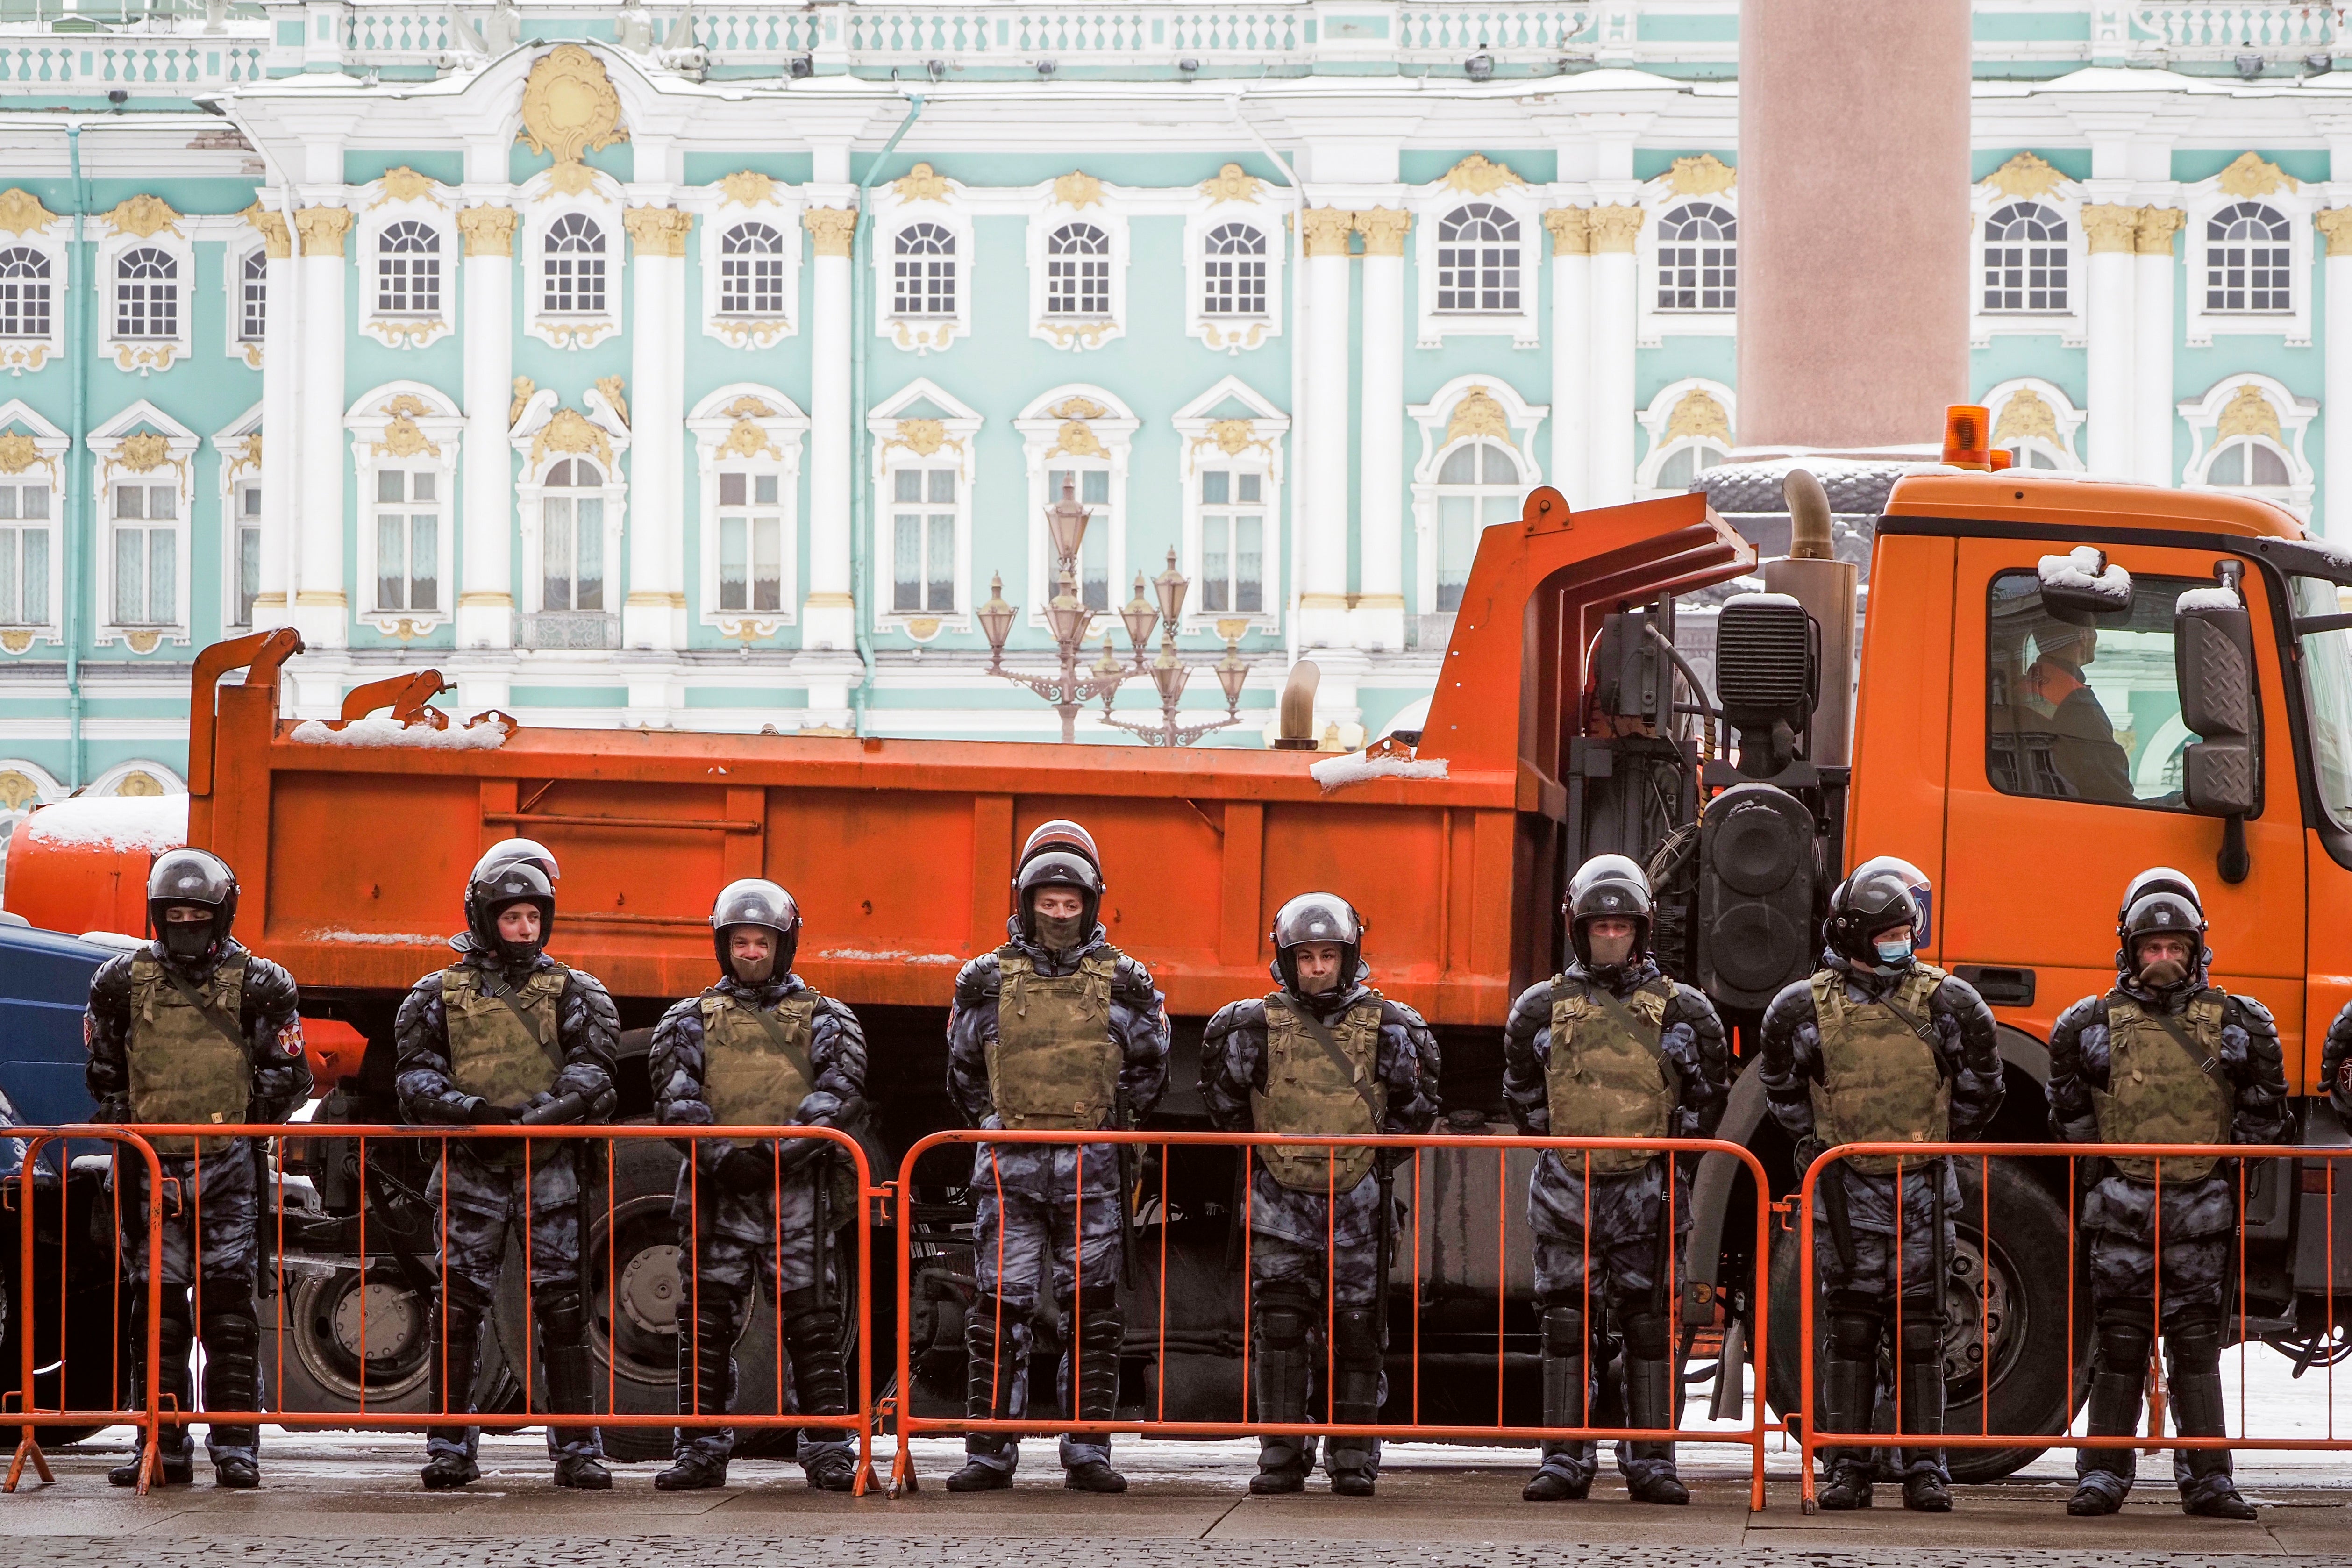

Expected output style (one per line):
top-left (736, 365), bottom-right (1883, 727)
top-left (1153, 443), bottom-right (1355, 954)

top-left (1253, 991), bottom-right (1386, 1193)
top-left (698, 990), bottom-right (819, 1127)
top-left (442, 962), bottom-right (568, 1165)
top-left (1809, 963), bottom-right (1950, 1176)
top-left (128, 953), bottom-right (248, 1155)
top-left (1544, 976), bottom-right (1678, 1177)
top-left (987, 949), bottom-right (1122, 1132)
top-left (2094, 990), bottom-right (2233, 1183)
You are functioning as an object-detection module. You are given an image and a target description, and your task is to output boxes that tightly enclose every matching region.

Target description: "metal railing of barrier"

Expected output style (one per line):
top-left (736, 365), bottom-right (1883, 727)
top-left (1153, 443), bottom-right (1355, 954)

top-left (889, 1128), bottom-right (1775, 1508)
top-left (4, 1129), bottom-right (167, 1494)
top-left (3, 1121), bottom-right (881, 1496)
top-left (1795, 1140), bottom-right (2348, 1514)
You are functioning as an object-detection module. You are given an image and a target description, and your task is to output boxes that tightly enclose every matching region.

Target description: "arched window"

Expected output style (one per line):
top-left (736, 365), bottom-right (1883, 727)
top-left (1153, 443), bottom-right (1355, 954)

top-left (719, 221), bottom-right (785, 317)
top-left (1652, 441), bottom-right (1726, 491)
top-left (1203, 222), bottom-right (1266, 317)
top-left (376, 220), bottom-right (440, 316)
top-left (1657, 203), bottom-right (1736, 312)
top-left (893, 223), bottom-right (956, 316)
top-left (541, 457), bottom-right (605, 611)
top-left (0, 249), bottom-right (50, 341)
top-left (1999, 440), bottom-right (2065, 470)
top-left (1432, 439), bottom-right (1523, 610)
top-left (1436, 204), bottom-right (1520, 314)
top-left (238, 249), bottom-right (267, 342)
top-left (1982, 203), bottom-right (2067, 313)
top-left (115, 247), bottom-right (176, 338)
top-left (542, 213), bottom-right (606, 315)
top-left (2204, 435), bottom-right (2293, 490)
top-left (1045, 222), bottom-right (1110, 318)
top-left (2206, 202), bottom-right (2290, 313)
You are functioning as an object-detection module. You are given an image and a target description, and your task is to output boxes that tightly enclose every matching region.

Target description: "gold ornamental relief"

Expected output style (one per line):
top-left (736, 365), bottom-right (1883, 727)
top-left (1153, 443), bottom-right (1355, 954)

top-left (1981, 152), bottom-right (2068, 201)
top-left (1193, 419), bottom-right (1271, 461)
top-left (373, 415), bottom-right (440, 459)
top-left (531, 406), bottom-right (615, 471)
top-left (718, 417), bottom-right (779, 461)
top-left (893, 163), bottom-right (952, 204)
top-left (458, 206), bottom-right (519, 257)
top-left (0, 431), bottom-right (52, 477)
top-left (1047, 420), bottom-right (1104, 460)
top-left (295, 206), bottom-right (354, 257)
top-left (0, 634), bottom-right (32, 656)
top-left (1664, 389), bottom-right (1731, 444)
top-left (1445, 386), bottom-right (1515, 447)
top-left (118, 432), bottom-right (171, 473)
top-left (1992, 387), bottom-right (2060, 448)
top-left (1049, 396), bottom-right (1108, 421)
top-left (1053, 171), bottom-right (1104, 210)
top-left (890, 418), bottom-right (955, 458)
top-left (1543, 207), bottom-right (1590, 256)
top-left (0, 188), bottom-right (57, 235)
top-left (2318, 207), bottom-right (2352, 257)
top-left (1300, 207), bottom-right (1355, 258)
top-left (542, 161), bottom-right (604, 200)
top-left (2135, 207), bottom-right (2186, 256)
top-left (227, 431), bottom-right (263, 481)
top-left (1441, 155), bottom-right (1524, 196)
top-left (723, 395), bottom-right (774, 420)
top-left (1587, 205), bottom-right (1644, 252)
top-left (1197, 164), bottom-right (1263, 205)
top-left (2079, 204), bottom-right (2140, 254)
top-left (1662, 154), bottom-right (1736, 198)
top-left (2217, 384), bottom-right (2283, 443)
top-left (1354, 208), bottom-right (1411, 257)
top-left (0, 770), bottom-right (37, 809)
top-left (510, 376), bottom-right (537, 428)
top-left (624, 206), bottom-right (693, 258)
top-left (720, 170), bottom-right (778, 208)
top-left (595, 375), bottom-right (629, 427)
top-left (518, 44), bottom-right (629, 166)
top-left (804, 208), bottom-right (857, 258)
top-left (371, 167), bottom-right (445, 209)
top-left (2214, 151), bottom-right (2295, 199)
top-left (102, 194), bottom-right (180, 240)
top-left (240, 201), bottom-right (292, 260)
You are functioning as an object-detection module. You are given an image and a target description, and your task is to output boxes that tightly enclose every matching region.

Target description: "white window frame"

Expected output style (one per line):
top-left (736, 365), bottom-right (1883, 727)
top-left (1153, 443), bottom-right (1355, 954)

top-left (1406, 376), bottom-right (1547, 615)
top-left (345, 381), bottom-right (463, 637)
top-left (225, 241), bottom-right (270, 369)
top-left (0, 207), bottom-right (66, 377)
top-left (1412, 166), bottom-right (1541, 349)
top-left (687, 382), bottom-right (809, 637)
top-left (0, 398), bottom-right (67, 649)
top-left (87, 398), bottom-right (197, 648)
top-left (520, 165), bottom-right (625, 350)
top-left (1636, 179), bottom-right (1740, 348)
top-left (355, 171), bottom-right (455, 350)
top-left (99, 217), bottom-right (192, 376)
top-left (1968, 178), bottom-right (2085, 348)
top-left (2178, 373), bottom-right (2317, 519)
top-left (2186, 164), bottom-right (2314, 347)
top-left (870, 166), bottom-right (974, 356)
top-left (866, 377), bottom-right (981, 633)
top-left (1026, 176), bottom-right (1130, 352)
top-left (1183, 184), bottom-right (1283, 354)
top-left (698, 178), bottom-right (804, 350)
top-left (508, 402), bottom-right (632, 620)
top-left (1173, 374), bottom-right (1288, 635)
top-left (210, 402), bottom-right (264, 633)
top-left (1982, 376), bottom-right (2087, 471)
top-left (1014, 385), bottom-right (1138, 626)
top-left (1634, 378), bottom-right (1738, 498)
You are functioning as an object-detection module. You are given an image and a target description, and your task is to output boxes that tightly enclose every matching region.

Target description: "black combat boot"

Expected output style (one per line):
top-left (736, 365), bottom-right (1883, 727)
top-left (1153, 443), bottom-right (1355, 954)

top-left (779, 1288), bottom-right (856, 1493)
top-left (421, 1292), bottom-right (483, 1490)
top-left (945, 1300), bottom-right (1018, 1492)
top-left (1897, 1312), bottom-right (1950, 1513)
top-left (2168, 1323), bottom-right (2257, 1520)
top-left (537, 1291), bottom-right (612, 1490)
top-left (1621, 1314), bottom-right (1688, 1506)
top-left (2068, 1319), bottom-right (2149, 1517)
top-left (110, 1298), bottom-right (195, 1488)
top-left (1524, 1304), bottom-right (1590, 1502)
top-left (198, 1297), bottom-right (263, 1489)
top-left (1249, 1287), bottom-right (1314, 1495)
top-left (1814, 1311), bottom-right (1880, 1512)
top-left (1063, 1293), bottom-right (1128, 1494)
top-left (654, 1301), bottom-right (736, 1492)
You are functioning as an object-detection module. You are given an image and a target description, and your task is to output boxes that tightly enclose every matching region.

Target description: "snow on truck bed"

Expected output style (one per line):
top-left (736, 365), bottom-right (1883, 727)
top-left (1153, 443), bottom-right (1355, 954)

top-left (287, 716), bottom-right (510, 749)
top-left (20, 792), bottom-right (187, 852)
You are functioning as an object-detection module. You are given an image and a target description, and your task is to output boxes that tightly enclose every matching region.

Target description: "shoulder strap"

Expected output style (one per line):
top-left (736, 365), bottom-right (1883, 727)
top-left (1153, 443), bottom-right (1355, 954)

top-left (472, 965), bottom-right (568, 1072)
top-left (1875, 968), bottom-right (1946, 1052)
top-left (1273, 995), bottom-right (1383, 1120)
top-left (1579, 981), bottom-right (1666, 1048)
top-left (154, 960), bottom-right (251, 1058)
top-left (732, 996), bottom-right (820, 1087)
top-left (2137, 997), bottom-right (2223, 1077)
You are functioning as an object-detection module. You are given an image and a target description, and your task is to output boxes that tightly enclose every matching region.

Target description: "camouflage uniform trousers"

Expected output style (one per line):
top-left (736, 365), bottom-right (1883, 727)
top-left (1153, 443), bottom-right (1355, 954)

top-left (1248, 1165), bottom-right (1392, 1481)
top-left (963, 1140), bottom-right (1126, 1476)
top-left (1808, 1160), bottom-right (1957, 1485)
top-left (116, 1140), bottom-right (262, 1466)
top-left (426, 1142), bottom-right (599, 1465)
top-left (2079, 1171), bottom-right (2235, 1504)
top-left (668, 1159), bottom-right (849, 1472)
top-left (1526, 1153), bottom-right (1691, 1490)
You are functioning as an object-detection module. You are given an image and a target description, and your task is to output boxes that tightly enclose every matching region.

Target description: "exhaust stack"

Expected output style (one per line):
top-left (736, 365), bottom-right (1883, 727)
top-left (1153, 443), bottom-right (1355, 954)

top-left (1760, 468), bottom-right (1860, 769)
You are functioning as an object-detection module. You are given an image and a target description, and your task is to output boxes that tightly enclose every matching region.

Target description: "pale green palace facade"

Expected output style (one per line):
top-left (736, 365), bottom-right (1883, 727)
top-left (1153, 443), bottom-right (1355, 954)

top-left (0, 0), bottom-right (2347, 850)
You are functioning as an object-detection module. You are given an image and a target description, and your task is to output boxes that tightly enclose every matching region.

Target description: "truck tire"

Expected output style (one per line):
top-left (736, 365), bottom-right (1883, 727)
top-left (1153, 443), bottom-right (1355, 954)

top-left (260, 1259), bottom-right (518, 1428)
top-left (1765, 1155), bottom-right (2085, 1483)
top-left (0, 1220), bottom-right (109, 1447)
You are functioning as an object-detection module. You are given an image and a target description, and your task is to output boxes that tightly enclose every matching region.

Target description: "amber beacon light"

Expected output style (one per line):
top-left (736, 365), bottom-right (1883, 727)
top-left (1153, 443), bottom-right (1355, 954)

top-left (1942, 404), bottom-right (1993, 471)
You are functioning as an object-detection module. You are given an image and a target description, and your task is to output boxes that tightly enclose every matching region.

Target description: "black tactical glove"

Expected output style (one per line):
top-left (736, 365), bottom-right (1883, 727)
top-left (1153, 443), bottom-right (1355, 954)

top-left (775, 1133), bottom-right (828, 1175)
top-left (469, 1099), bottom-right (516, 1125)
top-left (716, 1145), bottom-right (777, 1192)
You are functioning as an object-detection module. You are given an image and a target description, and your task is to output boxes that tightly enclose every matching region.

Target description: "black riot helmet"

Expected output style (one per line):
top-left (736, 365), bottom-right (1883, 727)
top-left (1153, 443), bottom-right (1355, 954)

top-left (1824, 855), bottom-right (1931, 965)
top-left (465, 861), bottom-right (556, 962)
top-left (148, 848), bottom-right (238, 964)
top-left (2119, 887), bottom-right (2208, 984)
top-left (472, 836), bottom-right (561, 887)
top-left (1014, 849), bottom-right (1104, 944)
top-left (711, 877), bottom-right (801, 982)
top-left (1564, 854), bottom-right (1653, 969)
top-left (1270, 892), bottom-right (1365, 996)
top-left (1019, 819), bottom-right (1100, 874)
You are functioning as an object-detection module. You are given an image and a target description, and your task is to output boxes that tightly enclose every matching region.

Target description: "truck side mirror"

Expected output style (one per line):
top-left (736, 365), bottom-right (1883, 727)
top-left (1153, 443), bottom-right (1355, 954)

top-left (2175, 582), bottom-right (2259, 880)
top-left (2037, 546), bottom-right (2132, 625)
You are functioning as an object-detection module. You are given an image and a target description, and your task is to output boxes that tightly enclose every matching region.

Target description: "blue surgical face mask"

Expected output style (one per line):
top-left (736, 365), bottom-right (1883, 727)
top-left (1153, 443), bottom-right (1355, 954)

top-left (1874, 936), bottom-right (1914, 967)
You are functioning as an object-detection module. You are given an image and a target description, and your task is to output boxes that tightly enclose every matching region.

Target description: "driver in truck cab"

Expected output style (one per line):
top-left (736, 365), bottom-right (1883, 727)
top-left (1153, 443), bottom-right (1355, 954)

top-left (2049, 870), bottom-right (2285, 1521)
top-left (85, 848), bottom-right (307, 1491)
top-left (394, 853), bottom-right (620, 1492)
top-left (1761, 855), bottom-right (2004, 1514)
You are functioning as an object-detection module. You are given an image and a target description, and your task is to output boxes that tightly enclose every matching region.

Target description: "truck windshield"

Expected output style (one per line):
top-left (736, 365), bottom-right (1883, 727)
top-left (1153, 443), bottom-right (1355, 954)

top-left (2293, 576), bottom-right (2352, 830)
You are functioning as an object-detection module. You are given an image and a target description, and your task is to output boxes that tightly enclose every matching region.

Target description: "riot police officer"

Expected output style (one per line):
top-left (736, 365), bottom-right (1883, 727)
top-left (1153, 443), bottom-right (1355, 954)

top-left (649, 879), bottom-right (870, 1492)
top-left (1503, 855), bottom-right (1729, 1505)
top-left (1761, 855), bottom-right (2004, 1513)
top-left (2053, 872), bottom-right (2283, 1519)
top-left (395, 859), bottom-right (620, 1490)
top-left (1200, 894), bottom-right (1441, 1497)
top-left (86, 849), bottom-right (307, 1488)
top-left (943, 838), bottom-right (1171, 1493)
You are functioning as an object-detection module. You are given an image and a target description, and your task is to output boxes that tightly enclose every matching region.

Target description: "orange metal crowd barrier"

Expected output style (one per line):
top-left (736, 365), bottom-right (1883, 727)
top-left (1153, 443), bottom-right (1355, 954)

top-left (1795, 1140), bottom-right (2345, 1513)
top-left (888, 1128), bottom-right (1776, 1509)
top-left (2, 1122), bottom-right (882, 1496)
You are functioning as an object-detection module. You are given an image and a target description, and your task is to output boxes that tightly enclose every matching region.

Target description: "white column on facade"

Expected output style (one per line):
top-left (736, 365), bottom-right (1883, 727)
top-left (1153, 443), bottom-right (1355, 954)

top-left (2132, 205), bottom-right (2183, 487)
top-left (1353, 207), bottom-right (1408, 653)
top-left (622, 205), bottom-right (692, 656)
top-left (251, 203), bottom-right (296, 631)
top-left (1586, 205), bottom-right (1642, 506)
top-left (292, 204), bottom-right (350, 650)
top-left (2082, 203), bottom-right (2139, 475)
top-left (1297, 206), bottom-right (1354, 650)
top-left (1545, 207), bottom-right (1593, 509)
top-left (456, 202), bottom-right (516, 656)
top-left (2322, 207), bottom-right (2352, 540)
top-left (801, 205), bottom-right (857, 659)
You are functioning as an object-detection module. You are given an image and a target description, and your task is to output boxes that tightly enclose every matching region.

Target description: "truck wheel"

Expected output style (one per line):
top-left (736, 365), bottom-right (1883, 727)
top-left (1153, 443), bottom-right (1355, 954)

top-left (1765, 1155), bottom-right (2085, 1483)
top-left (0, 1236), bottom-right (107, 1447)
top-left (261, 1261), bottom-right (518, 1426)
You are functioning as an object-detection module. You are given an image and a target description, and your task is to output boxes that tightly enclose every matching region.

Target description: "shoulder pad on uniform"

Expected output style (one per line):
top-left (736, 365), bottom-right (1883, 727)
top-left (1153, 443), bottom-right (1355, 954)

top-left (1760, 978), bottom-right (1818, 1031)
top-left (1377, 997), bottom-right (1430, 1032)
top-left (953, 954), bottom-right (1002, 1005)
top-left (2053, 993), bottom-right (2107, 1033)
top-left (1204, 998), bottom-right (1263, 1038)
top-left (1112, 953), bottom-right (1159, 999)
top-left (2227, 992), bottom-right (2279, 1032)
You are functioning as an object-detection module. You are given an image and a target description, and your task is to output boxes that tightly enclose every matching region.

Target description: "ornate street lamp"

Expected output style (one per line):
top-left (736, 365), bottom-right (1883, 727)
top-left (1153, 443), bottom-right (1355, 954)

top-left (976, 483), bottom-right (1127, 742)
top-left (1102, 551), bottom-right (1250, 747)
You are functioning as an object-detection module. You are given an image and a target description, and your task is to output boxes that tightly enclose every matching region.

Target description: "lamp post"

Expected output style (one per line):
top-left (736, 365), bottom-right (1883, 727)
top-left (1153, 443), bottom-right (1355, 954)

top-left (1103, 549), bottom-right (1250, 747)
top-left (975, 478), bottom-right (1129, 742)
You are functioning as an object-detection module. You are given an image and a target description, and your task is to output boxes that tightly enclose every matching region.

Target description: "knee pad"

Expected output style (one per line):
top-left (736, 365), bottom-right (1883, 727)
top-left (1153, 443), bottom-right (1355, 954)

top-left (1620, 1311), bottom-right (1671, 1362)
top-left (1069, 1281), bottom-right (1119, 1313)
top-left (2095, 1304), bottom-right (2155, 1374)
top-left (533, 1288), bottom-right (588, 1343)
top-left (775, 1283), bottom-right (821, 1319)
top-left (1828, 1311), bottom-right (1881, 1361)
top-left (1539, 1304), bottom-right (1586, 1359)
top-left (1331, 1306), bottom-right (1380, 1362)
top-left (2165, 1316), bottom-right (2224, 1376)
top-left (198, 1303), bottom-right (261, 1357)
top-left (1256, 1284), bottom-right (1316, 1350)
top-left (1898, 1312), bottom-right (1943, 1365)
